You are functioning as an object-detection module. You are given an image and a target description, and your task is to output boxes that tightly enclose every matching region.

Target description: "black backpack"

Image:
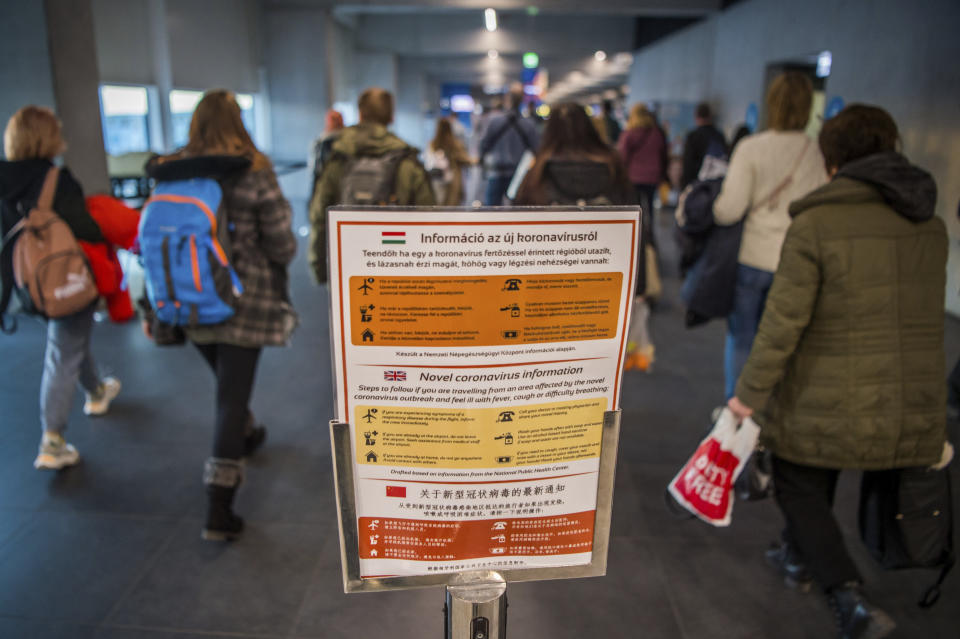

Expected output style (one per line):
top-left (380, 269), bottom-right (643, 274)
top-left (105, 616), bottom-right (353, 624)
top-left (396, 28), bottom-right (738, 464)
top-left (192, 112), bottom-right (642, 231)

top-left (859, 465), bottom-right (954, 608)
top-left (339, 149), bottom-right (415, 205)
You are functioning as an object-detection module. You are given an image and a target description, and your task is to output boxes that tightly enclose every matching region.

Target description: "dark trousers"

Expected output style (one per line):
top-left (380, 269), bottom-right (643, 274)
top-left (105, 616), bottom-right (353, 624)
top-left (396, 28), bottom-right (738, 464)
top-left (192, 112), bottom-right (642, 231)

top-left (485, 174), bottom-right (513, 206)
top-left (195, 343), bottom-right (262, 460)
top-left (773, 456), bottom-right (862, 590)
top-left (633, 183), bottom-right (657, 249)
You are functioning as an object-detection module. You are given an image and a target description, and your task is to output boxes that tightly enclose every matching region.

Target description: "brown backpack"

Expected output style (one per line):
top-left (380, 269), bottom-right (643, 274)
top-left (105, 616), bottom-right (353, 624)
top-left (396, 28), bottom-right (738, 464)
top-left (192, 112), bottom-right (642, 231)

top-left (1, 167), bottom-right (97, 326)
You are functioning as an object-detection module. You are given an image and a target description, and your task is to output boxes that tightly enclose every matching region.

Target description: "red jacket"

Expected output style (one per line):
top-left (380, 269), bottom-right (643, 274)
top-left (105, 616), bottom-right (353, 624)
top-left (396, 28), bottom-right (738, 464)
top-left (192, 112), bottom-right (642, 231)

top-left (79, 195), bottom-right (140, 322)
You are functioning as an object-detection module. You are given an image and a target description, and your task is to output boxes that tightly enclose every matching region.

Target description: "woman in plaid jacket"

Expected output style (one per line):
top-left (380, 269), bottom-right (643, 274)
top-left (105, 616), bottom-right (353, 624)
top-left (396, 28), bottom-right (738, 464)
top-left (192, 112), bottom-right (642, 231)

top-left (144, 90), bottom-right (297, 541)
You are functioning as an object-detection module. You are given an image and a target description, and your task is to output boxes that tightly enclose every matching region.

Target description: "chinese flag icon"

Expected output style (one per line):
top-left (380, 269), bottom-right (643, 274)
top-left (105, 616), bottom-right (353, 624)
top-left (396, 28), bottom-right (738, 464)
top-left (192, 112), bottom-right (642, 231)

top-left (386, 486), bottom-right (406, 498)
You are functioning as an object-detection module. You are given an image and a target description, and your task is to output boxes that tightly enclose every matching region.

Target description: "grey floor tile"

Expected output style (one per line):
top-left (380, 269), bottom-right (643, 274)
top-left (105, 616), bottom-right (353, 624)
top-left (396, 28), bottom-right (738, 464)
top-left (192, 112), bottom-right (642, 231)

top-left (108, 520), bottom-right (324, 636)
top-left (0, 510), bottom-right (33, 552)
top-left (649, 536), bottom-right (834, 639)
top-left (0, 616), bottom-right (96, 639)
top-left (0, 512), bottom-right (176, 624)
top-left (96, 626), bottom-right (282, 638)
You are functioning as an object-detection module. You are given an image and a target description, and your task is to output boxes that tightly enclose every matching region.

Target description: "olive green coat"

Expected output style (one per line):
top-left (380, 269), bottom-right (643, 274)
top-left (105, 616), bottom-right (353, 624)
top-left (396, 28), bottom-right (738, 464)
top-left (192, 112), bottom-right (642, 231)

top-left (308, 123), bottom-right (435, 282)
top-left (736, 168), bottom-right (947, 470)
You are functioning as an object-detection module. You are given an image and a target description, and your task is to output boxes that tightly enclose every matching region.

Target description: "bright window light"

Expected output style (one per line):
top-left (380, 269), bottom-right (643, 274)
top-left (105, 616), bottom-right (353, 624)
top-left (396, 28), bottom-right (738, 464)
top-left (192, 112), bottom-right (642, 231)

top-left (484, 8), bottom-right (497, 32)
top-left (816, 50), bottom-right (832, 78)
top-left (101, 85), bottom-right (148, 116)
top-left (235, 93), bottom-right (254, 110)
top-left (169, 89), bottom-right (203, 114)
top-left (450, 95), bottom-right (475, 113)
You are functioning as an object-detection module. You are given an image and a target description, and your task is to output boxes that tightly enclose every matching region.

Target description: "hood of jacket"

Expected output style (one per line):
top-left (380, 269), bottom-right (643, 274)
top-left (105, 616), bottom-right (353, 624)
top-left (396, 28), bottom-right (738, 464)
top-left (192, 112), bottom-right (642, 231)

top-left (145, 154), bottom-right (251, 181)
top-left (789, 151), bottom-right (936, 222)
top-left (331, 123), bottom-right (415, 157)
top-left (543, 159), bottom-right (616, 202)
top-left (0, 158), bottom-right (54, 203)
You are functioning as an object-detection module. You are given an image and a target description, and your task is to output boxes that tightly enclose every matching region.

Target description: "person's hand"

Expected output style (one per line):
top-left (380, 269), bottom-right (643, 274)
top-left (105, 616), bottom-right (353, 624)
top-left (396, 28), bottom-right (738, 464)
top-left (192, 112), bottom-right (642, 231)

top-left (141, 319), bottom-right (154, 341)
top-left (727, 396), bottom-right (754, 420)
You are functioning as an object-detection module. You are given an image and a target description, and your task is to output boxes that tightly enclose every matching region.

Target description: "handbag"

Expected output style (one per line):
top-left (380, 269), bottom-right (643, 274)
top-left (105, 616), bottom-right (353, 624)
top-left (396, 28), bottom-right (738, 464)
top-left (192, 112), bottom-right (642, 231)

top-left (735, 444), bottom-right (774, 501)
top-left (858, 465), bottom-right (954, 608)
top-left (666, 408), bottom-right (760, 526)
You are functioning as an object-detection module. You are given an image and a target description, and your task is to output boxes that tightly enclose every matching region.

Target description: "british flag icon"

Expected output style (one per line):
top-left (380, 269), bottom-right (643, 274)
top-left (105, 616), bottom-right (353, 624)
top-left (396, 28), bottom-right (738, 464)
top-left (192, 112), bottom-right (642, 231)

top-left (384, 370), bottom-right (407, 381)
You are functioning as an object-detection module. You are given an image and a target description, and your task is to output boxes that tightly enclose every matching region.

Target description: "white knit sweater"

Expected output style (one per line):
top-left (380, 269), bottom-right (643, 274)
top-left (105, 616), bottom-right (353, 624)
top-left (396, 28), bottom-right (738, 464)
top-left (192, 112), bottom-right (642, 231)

top-left (713, 130), bottom-right (828, 272)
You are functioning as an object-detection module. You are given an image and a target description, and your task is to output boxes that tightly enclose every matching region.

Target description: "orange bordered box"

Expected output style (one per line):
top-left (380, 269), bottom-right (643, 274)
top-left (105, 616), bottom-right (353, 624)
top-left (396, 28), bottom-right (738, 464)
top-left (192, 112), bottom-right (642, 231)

top-left (358, 511), bottom-right (595, 561)
top-left (350, 273), bottom-right (622, 347)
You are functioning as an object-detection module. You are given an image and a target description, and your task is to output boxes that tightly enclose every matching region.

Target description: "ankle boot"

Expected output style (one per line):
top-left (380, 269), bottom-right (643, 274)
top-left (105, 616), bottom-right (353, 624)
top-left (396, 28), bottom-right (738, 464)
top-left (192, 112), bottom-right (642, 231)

top-left (764, 541), bottom-right (813, 592)
top-left (243, 413), bottom-right (267, 457)
top-left (826, 582), bottom-right (896, 639)
top-left (202, 458), bottom-right (245, 541)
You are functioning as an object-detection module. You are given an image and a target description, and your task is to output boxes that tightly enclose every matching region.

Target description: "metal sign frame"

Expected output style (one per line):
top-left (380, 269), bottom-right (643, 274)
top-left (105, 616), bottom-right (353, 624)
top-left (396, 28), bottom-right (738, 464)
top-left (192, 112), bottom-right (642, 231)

top-left (330, 409), bottom-right (621, 593)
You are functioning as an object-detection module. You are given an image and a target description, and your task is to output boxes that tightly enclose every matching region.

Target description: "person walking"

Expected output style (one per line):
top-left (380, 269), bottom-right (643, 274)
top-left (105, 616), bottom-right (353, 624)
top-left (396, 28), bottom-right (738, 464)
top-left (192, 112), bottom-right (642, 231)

top-left (143, 90), bottom-right (298, 541)
top-left (309, 109), bottom-right (344, 203)
top-left (309, 88), bottom-right (434, 284)
top-left (479, 87), bottom-right (539, 205)
top-left (713, 72), bottom-right (827, 399)
top-left (727, 104), bottom-right (948, 639)
top-left (0, 106), bottom-right (121, 470)
top-left (515, 103), bottom-right (651, 370)
top-left (618, 103), bottom-right (667, 226)
top-left (426, 117), bottom-right (473, 205)
top-left (680, 102), bottom-right (727, 189)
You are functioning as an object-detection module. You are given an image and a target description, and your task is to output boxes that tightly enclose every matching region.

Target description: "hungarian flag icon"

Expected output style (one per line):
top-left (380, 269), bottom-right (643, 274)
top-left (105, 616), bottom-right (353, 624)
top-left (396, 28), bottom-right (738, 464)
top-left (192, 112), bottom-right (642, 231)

top-left (386, 486), bottom-right (406, 498)
top-left (382, 231), bottom-right (405, 245)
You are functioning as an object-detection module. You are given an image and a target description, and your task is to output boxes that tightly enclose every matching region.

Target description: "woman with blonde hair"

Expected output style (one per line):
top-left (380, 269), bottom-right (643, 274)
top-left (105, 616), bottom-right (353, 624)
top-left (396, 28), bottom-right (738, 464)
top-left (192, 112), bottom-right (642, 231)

top-left (713, 72), bottom-right (828, 399)
top-left (426, 117), bottom-right (473, 205)
top-left (618, 103), bottom-right (667, 214)
top-left (144, 89), bottom-right (297, 540)
top-left (0, 106), bottom-right (121, 470)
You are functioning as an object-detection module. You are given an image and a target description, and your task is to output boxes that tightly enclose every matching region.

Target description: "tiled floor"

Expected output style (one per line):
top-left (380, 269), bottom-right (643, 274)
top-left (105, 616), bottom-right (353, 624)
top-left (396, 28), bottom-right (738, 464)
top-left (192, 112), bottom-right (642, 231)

top-left (0, 210), bottom-right (957, 638)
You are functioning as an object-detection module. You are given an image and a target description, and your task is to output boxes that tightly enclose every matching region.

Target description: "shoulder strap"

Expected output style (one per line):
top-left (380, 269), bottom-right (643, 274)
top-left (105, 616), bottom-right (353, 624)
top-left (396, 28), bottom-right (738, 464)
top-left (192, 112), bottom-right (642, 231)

top-left (0, 226), bottom-right (22, 334)
top-left (507, 115), bottom-right (535, 153)
top-left (752, 138), bottom-right (811, 212)
top-left (37, 167), bottom-right (60, 211)
top-left (481, 114), bottom-right (518, 158)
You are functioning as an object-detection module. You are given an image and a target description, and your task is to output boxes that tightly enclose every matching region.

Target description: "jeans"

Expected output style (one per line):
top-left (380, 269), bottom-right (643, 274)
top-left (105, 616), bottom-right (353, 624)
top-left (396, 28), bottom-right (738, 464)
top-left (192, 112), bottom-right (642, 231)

top-left (773, 457), bottom-right (862, 590)
top-left (40, 304), bottom-right (101, 435)
top-left (484, 174), bottom-right (513, 206)
top-left (195, 343), bottom-right (262, 460)
top-left (724, 263), bottom-right (775, 399)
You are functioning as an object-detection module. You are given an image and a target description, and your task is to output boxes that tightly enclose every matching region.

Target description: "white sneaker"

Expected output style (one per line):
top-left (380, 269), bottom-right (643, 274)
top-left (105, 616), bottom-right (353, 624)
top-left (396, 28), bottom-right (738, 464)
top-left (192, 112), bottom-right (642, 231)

top-left (84, 377), bottom-right (122, 416)
top-left (34, 435), bottom-right (80, 470)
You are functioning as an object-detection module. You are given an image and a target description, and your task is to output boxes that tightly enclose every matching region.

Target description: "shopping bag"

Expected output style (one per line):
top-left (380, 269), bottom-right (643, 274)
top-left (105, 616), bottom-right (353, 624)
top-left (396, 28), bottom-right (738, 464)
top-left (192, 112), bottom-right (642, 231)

top-left (667, 408), bottom-right (760, 526)
top-left (734, 445), bottom-right (774, 502)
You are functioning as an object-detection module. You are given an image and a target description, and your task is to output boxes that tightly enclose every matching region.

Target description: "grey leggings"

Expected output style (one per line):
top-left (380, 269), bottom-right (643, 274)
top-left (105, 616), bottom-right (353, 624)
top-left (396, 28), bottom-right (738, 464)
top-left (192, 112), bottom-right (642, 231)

top-left (40, 303), bottom-right (101, 435)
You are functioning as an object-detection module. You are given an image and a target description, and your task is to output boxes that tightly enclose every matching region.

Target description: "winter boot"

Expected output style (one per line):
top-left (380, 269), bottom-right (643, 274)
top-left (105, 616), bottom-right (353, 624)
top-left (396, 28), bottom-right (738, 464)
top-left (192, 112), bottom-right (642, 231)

top-left (243, 413), bottom-right (267, 457)
top-left (202, 458), bottom-right (245, 541)
top-left (765, 540), bottom-right (814, 593)
top-left (826, 582), bottom-right (896, 639)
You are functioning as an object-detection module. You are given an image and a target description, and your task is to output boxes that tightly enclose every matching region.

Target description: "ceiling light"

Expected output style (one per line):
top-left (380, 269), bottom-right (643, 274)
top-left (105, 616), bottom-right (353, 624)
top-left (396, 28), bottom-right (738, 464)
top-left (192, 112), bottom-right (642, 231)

top-left (594, 50), bottom-right (607, 62)
top-left (488, 49), bottom-right (499, 60)
top-left (484, 8), bottom-right (497, 32)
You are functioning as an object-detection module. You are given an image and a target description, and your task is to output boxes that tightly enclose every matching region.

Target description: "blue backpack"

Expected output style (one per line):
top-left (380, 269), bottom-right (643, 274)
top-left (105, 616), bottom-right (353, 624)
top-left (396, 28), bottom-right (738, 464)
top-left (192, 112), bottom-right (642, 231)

top-left (139, 178), bottom-right (243, 326)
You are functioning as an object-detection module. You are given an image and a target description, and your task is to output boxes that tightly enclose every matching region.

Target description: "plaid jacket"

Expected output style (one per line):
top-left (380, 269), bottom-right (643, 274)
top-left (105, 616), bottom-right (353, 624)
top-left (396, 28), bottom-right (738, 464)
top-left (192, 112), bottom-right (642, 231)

top-left (186, 167), bottom-right (298, 348)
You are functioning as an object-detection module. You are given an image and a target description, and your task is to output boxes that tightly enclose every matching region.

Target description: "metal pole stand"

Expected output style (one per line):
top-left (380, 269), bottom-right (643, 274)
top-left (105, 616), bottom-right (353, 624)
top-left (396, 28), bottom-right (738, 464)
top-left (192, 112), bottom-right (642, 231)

top-left (444, 571), bottom-right (508, 639)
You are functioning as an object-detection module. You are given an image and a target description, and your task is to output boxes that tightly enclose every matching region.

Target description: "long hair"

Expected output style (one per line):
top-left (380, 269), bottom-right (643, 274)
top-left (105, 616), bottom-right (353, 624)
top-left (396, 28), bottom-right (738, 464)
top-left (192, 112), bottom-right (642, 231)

top-left (626, 103), bottom-right (654, 131)
top-left (765, 72), bottom-right (813, 131)
top-left (183, 89), bottom-right (269, 170)
top-left (517, 102), bottom-right (627, 204)
top-left (429, 118), bottom-right (465, 160)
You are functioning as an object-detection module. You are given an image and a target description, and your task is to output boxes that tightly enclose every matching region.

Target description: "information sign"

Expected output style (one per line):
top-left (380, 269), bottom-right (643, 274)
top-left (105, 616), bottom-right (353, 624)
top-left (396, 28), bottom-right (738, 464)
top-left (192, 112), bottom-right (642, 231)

top-left (328, 208), bottom-right (639, 581)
